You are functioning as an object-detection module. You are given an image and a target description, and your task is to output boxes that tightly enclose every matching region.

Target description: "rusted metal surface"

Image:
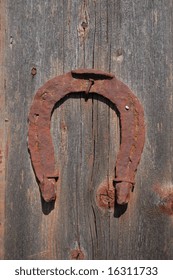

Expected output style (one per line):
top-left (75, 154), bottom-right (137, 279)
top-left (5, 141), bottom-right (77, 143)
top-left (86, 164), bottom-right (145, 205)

top-left (28, 69), bottom-right (145, 204)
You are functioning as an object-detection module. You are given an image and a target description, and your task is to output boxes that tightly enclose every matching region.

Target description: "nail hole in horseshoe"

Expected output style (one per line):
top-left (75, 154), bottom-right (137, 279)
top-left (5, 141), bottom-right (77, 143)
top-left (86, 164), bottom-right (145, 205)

top-left (42, 92), bottom-right (48, 100)
top-left (34, 113), bottom-right (39, 122)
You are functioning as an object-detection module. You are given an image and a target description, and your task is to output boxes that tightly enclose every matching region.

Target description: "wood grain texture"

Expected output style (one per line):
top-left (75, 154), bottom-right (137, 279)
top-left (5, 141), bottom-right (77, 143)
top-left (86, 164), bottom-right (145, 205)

top-left (0, 0), bottom-right (7, 260)
top-left (3, 0), bottom-right (173, 259)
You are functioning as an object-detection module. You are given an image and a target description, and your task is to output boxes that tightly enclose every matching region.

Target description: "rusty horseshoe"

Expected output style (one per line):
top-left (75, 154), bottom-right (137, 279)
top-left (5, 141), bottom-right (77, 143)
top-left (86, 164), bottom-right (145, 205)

top-left (28, 69), bottom-right (145, 204)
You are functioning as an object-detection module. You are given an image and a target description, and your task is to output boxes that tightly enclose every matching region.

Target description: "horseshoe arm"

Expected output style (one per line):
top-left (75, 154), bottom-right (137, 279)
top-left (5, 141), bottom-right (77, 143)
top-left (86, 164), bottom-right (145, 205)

top-left (111, 80), bottom-right (145, 204)
top-left (93, 78), bottom-right (145, 205)
top-left (28, 73), bottom-right (74, 202)
top-left (28, 73), bottom-right (86, 202)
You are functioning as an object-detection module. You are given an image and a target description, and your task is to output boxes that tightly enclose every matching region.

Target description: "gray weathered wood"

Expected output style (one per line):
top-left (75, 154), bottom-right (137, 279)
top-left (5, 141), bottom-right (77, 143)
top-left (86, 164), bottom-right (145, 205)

top-left (0, 0), bottom-right (7, 260)
top-left (1, 0), bottom-right (173, 259)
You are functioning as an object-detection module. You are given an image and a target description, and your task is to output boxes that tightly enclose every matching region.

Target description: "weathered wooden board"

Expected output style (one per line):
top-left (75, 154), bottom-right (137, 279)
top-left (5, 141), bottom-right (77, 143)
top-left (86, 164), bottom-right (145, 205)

top-left (1, 0), bottom-right (173, 259)
top-left (0, 0), bottom-right (7, 260)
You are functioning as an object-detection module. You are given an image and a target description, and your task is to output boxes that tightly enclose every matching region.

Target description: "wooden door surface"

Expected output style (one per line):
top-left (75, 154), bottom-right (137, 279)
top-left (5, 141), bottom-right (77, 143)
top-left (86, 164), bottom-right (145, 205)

top-left (0, 0), bottom-right (173, 260)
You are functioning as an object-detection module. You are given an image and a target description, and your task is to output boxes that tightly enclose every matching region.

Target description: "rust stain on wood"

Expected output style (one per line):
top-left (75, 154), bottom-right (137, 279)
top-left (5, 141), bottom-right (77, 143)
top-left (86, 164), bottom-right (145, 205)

top-left (159, 193), bottom-right (173, 216)
top-left (28, 69), bottom-right (145, 205)
top-left (153, 184), bottom-right (173, 216)
top-left (96, 180), bottom-right (115, 211)
top-left (70, 248), bottom-right (85, 260)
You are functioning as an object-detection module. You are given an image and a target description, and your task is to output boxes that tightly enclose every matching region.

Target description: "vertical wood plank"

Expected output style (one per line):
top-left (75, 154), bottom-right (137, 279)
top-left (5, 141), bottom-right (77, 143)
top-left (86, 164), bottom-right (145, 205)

top-left (3, 0), bottom-right (173, 260)
top-left (0, 0), bottom-right (7, 260)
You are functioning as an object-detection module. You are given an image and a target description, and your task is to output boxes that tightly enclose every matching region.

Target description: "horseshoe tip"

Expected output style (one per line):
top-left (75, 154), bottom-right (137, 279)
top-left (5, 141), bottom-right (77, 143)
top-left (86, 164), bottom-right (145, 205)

top-left (43, 194), bottom-right (56, 203)
top-left (40, 178), bottom-right (57, 202)
top-left (115, 181), bottom-right (132, 205)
